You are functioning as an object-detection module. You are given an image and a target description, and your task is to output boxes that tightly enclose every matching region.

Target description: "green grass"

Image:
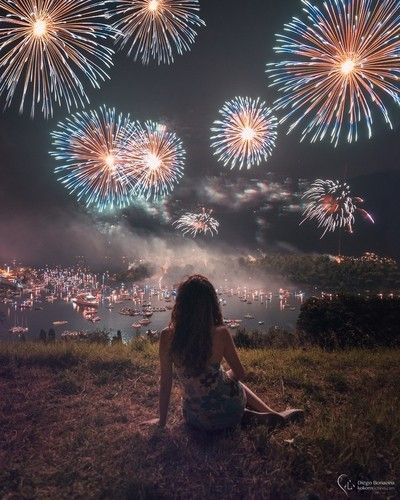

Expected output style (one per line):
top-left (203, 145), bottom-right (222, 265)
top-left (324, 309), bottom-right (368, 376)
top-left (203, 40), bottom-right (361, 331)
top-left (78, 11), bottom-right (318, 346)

top-left (0, 341), bottom-right (399, 499)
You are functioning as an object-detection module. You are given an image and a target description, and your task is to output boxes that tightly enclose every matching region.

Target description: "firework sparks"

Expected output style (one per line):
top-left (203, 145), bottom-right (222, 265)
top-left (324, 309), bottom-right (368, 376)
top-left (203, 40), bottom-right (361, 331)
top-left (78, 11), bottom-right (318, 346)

top-left (113, 0), bottom-right (205, 65)
top-left (50, 106), bottom-right (136, 212)
top-left (0, 0), bottom-right (114, 118)
top-left (128, 121), bottom-right (185, 200)
top-left (174, 208), bottom-right (219, 237)
top-left (267, 0), bottom-right (400, 145)
top-left (211, 97), bottom-right (278, 170)
top-left (301, 179), bottom-right (375, 238)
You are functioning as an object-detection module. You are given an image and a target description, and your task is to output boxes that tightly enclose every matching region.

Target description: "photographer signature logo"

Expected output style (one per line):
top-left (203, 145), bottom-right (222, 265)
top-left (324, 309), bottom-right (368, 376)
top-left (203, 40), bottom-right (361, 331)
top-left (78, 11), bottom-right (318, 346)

top-left (337, 475), bottom-right (396, 496)
top-left (337, 474), bottom-right (356, 496)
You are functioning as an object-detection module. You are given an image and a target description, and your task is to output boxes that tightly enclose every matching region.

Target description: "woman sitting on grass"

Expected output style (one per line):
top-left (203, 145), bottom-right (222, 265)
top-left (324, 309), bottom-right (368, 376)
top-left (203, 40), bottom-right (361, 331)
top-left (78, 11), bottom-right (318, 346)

top-left (150, 275), bottom-right (303, 432)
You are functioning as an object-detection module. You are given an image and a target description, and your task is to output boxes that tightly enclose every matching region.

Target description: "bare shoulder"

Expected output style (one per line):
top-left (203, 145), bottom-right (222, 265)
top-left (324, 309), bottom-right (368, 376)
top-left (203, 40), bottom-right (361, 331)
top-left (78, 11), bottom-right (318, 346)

top-left (160, 327), bottom-right (173, 344)
top-left (214, 325), bottom-right (231, 340)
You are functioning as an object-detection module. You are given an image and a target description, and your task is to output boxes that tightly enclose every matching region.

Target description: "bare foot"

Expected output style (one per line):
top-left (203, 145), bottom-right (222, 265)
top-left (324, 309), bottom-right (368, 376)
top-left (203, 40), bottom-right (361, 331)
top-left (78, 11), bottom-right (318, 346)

top-left (280, 408), bottom-right (305, 424)
top-left (242, 409), bottom-right (285, 428)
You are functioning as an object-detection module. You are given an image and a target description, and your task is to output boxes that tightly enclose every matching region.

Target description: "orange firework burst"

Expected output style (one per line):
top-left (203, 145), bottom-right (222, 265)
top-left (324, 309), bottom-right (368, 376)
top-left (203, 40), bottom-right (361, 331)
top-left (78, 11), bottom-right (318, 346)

top-left (0, 0), bottom-right (114, 118)
top-left (267, 0), bottom-right (400, 145)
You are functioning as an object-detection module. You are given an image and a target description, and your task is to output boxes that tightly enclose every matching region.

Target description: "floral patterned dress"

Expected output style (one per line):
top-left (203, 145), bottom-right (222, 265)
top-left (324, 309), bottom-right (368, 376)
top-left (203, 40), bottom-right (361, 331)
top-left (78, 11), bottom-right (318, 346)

top-left (175, 362), bottom-right (247, 431)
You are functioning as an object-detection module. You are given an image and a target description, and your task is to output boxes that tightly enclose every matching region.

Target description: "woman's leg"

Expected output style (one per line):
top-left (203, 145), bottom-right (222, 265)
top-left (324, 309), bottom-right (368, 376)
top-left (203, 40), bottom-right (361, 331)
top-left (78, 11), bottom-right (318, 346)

top-left (240, 382), bottom-right (304, 427)
top-left (239, 381), bottom-right (279, 414)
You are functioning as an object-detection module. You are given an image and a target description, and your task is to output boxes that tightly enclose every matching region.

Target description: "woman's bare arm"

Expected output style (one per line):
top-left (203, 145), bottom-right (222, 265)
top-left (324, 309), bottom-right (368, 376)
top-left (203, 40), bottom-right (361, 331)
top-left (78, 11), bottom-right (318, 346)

top-left (158, 329), bottom-right (173, 427)
top-left (222, 327), bottom-right (245, 381)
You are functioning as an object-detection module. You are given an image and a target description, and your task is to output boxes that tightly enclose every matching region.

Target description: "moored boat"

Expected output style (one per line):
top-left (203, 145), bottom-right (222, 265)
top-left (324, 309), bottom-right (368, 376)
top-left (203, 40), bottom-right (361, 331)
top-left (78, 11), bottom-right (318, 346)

top-left (72, 293), bottom-right (99, 308)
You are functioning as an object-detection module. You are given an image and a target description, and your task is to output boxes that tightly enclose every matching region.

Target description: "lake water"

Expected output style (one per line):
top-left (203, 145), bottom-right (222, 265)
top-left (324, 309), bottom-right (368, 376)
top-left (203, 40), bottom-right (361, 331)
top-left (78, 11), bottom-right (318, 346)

top-left (0, 288), bottom-right (304, 342)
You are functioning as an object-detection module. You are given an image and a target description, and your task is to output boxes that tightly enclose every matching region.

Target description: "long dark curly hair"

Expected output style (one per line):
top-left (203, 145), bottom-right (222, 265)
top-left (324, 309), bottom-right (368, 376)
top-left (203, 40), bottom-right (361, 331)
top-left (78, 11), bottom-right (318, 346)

top-left (169, 275), bottom-right (223, 376)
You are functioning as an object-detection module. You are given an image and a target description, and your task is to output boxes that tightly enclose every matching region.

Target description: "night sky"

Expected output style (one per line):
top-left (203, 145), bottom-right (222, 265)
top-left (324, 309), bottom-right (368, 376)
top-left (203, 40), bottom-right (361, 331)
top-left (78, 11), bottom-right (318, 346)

top-left (0, 0), bottom-right (399, 265)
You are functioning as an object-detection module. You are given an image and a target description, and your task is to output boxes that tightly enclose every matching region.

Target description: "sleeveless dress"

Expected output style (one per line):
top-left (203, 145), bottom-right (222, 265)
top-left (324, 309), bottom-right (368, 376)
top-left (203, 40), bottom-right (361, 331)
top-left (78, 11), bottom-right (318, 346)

top-left (174, 362), bottom-right (247, 431)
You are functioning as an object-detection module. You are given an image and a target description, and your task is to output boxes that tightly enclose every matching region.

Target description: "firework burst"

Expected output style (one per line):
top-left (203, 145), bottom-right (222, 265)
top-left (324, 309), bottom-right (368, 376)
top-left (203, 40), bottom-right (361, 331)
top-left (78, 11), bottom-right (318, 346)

top-left (301, 179), bottom-right (374, 238)
top-left (128, 121), bottom-right (185, 200)
top-left (174, 208), bottom-right (219, 237)
top-left (50, 106), bottom-right (136, 212)
top-left (267, 0), bottom-right (400, 145)
top-left (113, 0), bottom-right (205, 65)
top-left (0, 0), bottom-right (114, 118)
top-left (211, 97), bottom-right (278, 170)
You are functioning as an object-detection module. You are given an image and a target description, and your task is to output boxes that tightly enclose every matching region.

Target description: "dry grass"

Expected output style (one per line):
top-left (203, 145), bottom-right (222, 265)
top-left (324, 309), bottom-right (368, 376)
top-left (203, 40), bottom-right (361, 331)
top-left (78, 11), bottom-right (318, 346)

top-left (0, 341), bottom-right (399, 499)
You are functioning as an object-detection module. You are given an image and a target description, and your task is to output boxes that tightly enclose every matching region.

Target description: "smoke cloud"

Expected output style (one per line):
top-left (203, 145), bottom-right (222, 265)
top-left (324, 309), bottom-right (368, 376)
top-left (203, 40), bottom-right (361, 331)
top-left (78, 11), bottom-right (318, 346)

top-left (0, 203), bottom-right (294, 291)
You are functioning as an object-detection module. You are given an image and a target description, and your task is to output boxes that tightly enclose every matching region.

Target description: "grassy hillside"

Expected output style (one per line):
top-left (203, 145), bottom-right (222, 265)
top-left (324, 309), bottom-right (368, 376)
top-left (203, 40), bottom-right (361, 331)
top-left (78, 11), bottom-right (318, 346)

top-left (1, 341), bottom-right (399, 499)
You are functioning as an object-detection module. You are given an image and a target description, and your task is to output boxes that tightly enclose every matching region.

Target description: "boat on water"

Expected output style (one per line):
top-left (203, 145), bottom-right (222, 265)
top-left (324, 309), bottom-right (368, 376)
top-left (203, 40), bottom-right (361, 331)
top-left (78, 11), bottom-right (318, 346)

top-left (120, 307), bottom-right (141, 316)
top-left (20, 299), bottom-right (33, 308)
top-left (91, 316), bottom-right (101, 323)
top-left (244, 314), bottom-right (255, 319)
top-left (9, 326), bottom-right (29, 334)
top-left (132, 323), bottom-right (142, 329)
top-left (258, 321), bottom-right (265, 325)
top-left (83, 310), bottom-right (96, 320)
top-left (279, 289), bottom-right (290, 300)
top-left (139, 318), bottom-right (151, 326)
top-left (9, 312), bottom-right (29, 334)
top-left (72, 293), bottom-right (99, 308)
top-left (53, 320), bottom-right (68, 326)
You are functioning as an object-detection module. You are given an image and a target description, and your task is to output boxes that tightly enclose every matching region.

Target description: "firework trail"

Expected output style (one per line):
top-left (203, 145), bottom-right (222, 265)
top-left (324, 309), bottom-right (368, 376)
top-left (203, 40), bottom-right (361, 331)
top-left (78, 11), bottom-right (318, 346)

top-left (0, 0), bottom-right (114, 118)
top-left (174, 208), bottom-right (219, 237)
top-left (50, 106), bottom-right (136, 212)
top-left (267, 0), bottom-right (400, 145)
top-left (301, 179), bottom-right (375, 238)
top-left (128, 121), bottom-right (185, 201)
top-left (113, 0), bottom-right (205, 65)
top-left (211, 96), bottom-right (278, 170)
top-left (158, 257), bottom-right (170, 288)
